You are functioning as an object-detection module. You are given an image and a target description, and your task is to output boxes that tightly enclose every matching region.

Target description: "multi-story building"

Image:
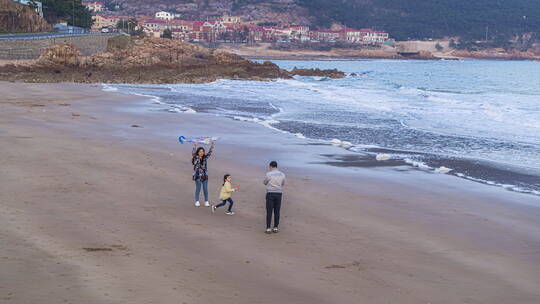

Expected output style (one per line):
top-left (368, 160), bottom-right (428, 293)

top-left (142, 19), bottom-right (168, 33)
top-left (91, 15), bottom-right (120, 30)
top-left (361, 29), bottom-right (389, 43)
top-left (220, 15), bottom-right (241, 23)
top-left (309, 30), bottom-right (341, 42)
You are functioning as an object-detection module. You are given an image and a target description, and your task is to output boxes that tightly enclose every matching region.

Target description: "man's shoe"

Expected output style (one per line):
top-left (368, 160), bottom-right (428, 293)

top-left (265, 228), bottom-right (272, 234)
top-left (225, 211), bottom-right (235, 215)
top-left (195, 201), bottom-right (200, 207)
top-left (204, 201), bottom-right (210, 207)
top-left (272, 227), bottom-right (279, 233)
top-left (211, 205), bottom-right (216, 213)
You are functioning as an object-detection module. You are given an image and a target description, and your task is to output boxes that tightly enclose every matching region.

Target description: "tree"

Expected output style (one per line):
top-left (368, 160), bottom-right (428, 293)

top-left (41, 0), bottom-right (93, 28)
top-left (162, 28), bottom-right (172, 39)
top-left (297, 0), bottom-right (540, 41)
top-left (449, 39), bottom-right (457, 48)
top-left (435, 43), bottom-right (444, 51)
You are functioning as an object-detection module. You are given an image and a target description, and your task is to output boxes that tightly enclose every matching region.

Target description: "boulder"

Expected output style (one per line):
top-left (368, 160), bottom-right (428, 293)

top-left (38, 42), bottom-right (83, 66)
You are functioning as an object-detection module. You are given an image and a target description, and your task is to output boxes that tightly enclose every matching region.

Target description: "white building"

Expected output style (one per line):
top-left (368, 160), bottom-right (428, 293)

top-left (155, 11), bottom-right (174, 21)
top-left (362, 30), bottom-right (389, 43)
top-left (82, 1), bottom-right (105, 13)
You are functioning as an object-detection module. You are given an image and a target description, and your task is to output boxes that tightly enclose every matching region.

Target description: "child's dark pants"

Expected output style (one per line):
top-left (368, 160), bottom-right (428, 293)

top-left (216, 198), bottom-right (234, 212)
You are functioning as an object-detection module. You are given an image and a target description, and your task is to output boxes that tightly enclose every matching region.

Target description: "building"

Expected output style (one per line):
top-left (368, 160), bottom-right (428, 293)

top-left (171, 29), bottom-right (189, 41)
top-left (309, 28), bottom-right (389, 44)
top-left (340, 28), bottom-right (363, 43)
top-left (82, 1), bottom-right (105, 13)
top-left (220, 15), bottom-right (241, 23)
top-left (91, 15), bottom-right (121, 30)
top-left (53, 23), bottom-right (86, 34)
top-left (309, 30), bottom-right (341, 42)
top-left (360, 29), bottom-right (389, 43)
top-left (11, 0), bottom-right (43, 17)
top-left (155, 11), bottom-right (173, 21)
top-left (142, 19), bottom-right (168, 30)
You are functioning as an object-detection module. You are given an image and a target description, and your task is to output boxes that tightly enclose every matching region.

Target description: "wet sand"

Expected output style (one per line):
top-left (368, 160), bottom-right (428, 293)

top-left (1, 82), bottom-right (540, 304)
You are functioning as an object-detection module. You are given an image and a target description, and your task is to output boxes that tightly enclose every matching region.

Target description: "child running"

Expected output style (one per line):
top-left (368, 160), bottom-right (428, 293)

top-left (212, 174), bottom-right (240, 215)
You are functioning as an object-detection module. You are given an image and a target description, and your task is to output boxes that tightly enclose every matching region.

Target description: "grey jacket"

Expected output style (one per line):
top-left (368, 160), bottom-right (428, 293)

top-left (264, 169), bottom-right (286, 193)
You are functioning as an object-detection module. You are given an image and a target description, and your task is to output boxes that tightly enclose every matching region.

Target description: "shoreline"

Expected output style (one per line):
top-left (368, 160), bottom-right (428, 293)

top-left (2, 82), bottom-right (540, 303)
top-left (107, 80), bottom-right (540, 198)
top-left (217, 44), bottom-right (540, 62)
top-left (241, 54), bottom-right (540, 62)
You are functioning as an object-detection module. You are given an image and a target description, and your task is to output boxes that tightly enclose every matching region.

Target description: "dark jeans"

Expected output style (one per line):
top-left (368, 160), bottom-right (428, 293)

top-left (215, 198), bottom-right (234, 212)
top-left (266, 192), bottom-right (282, 229)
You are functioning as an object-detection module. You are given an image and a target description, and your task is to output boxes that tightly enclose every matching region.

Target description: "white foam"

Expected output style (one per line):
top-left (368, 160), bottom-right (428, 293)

top-left (404, 158), bottom-right (431, 170)
top-left (293, 133), bottom-right (306, 139)
top-left (435, 166), bottom-right (453, 174)
top-left (101, 84), bottom-right (118, 92)
top-left (340, 141), bottom-right (353, 148)
top-left (452, 171), bottom-right (540, 196)
top-left (233, 116), bottom-right (261, 123)
top-left (330, 139), bottom-right (342, 145)
top-left (376, 154), bottom-right (392, 161)
top-left (184, 108), bottom-right (197, 114)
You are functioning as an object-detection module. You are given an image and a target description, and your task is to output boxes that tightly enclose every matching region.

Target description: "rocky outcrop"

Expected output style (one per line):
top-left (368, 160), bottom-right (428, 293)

top-left (38, 42), bottom-right (84, 66)
top-left (0, 0), bottom-right (51, 33)
top-left (290, 67), bottom-right (346, 78)
top-left (0, 37), bottom-right (345, 84)
top-left (451, 49), bottom-right (540, 60)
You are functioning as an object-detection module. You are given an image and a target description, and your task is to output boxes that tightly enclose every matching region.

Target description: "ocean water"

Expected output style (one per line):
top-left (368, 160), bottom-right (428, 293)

top-left (106, 59), bottom-right (540, 195)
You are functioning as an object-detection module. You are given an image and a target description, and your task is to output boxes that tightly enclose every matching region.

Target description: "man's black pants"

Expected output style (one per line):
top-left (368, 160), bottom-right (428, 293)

top-left (266, 192), bottom-right (282, 229)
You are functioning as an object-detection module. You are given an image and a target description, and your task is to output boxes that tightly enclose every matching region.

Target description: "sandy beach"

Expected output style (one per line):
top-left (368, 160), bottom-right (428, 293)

top-left (1, 82), bottom-right (540, 304)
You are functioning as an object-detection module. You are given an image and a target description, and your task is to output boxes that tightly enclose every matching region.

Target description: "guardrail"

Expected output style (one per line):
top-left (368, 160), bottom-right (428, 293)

top-left (0, 32), bottom-right (119, 41)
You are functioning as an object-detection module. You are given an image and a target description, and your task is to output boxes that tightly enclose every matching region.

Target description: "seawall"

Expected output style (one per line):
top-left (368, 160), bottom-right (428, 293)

top-left (0, 34), bottom-right (118, 60)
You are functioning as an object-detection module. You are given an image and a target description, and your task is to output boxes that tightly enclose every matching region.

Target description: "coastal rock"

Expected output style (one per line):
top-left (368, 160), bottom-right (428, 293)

top-left (290, 67), bottom-right (346, 79)
top-left (38, 42), bottom-right (83, 66)
top-left (0, 37), bottom-right (302, 84)
top-left (1, 37), bottom-right (349, 84)
top-left (0, 0), bottom-right (52, 33)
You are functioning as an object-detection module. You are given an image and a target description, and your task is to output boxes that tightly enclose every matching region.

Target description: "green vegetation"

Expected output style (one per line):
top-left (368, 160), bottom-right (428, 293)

top-left (41, 0), bottom-right (93, 28)
top-left (162, 28), bottom-right (172, 39)
top-left (296, 0), bottom-right (540, 41)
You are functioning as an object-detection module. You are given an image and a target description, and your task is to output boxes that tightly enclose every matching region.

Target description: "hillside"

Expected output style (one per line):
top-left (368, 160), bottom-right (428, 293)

top-left (298, 0), bottom-right (540, 41)
top-left (109, 0), bottom-right (311, 25)
top-left (0, 0), bottom-right (52, 33)
top-left (107, 0), bottom-right (540, 41)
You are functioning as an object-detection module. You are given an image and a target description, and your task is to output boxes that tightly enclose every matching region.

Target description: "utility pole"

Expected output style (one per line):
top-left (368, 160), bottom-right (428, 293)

top-left (485, 26), bottom-right (488, 41)
top-left (72, 0), bottom-right (75, 27)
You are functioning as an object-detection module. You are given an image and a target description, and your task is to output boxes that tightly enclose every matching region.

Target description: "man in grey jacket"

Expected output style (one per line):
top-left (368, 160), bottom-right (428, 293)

top-left (263, 161), bottom-right (286, 234)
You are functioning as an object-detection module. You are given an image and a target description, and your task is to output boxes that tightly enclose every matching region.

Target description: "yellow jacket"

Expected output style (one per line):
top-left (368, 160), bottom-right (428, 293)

top-left (219, 181), bottom-right (235, 200)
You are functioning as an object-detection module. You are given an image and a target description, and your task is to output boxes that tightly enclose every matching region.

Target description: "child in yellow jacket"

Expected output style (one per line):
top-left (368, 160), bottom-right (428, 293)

top-left (212, 174), bottom-right (239, 215)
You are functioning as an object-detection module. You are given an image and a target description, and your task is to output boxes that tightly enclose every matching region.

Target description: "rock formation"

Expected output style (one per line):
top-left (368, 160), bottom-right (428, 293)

top-left (0, 37), bottom-right (346, 83)
top-left (0, 0), bottom-right (51, 33)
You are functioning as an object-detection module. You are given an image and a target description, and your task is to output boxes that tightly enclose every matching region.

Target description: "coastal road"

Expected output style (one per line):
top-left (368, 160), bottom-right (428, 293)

top-left (0, 32), bottom-right (118, 40)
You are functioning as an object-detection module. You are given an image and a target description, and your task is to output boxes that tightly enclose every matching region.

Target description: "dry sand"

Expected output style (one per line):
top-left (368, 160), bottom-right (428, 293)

top-left (1, 82), bottom-right (540, 304)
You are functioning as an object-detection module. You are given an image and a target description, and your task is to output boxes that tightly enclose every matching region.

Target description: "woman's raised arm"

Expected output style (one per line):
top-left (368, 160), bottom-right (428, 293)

top-left (206, 141), bottom-right (215, 158)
